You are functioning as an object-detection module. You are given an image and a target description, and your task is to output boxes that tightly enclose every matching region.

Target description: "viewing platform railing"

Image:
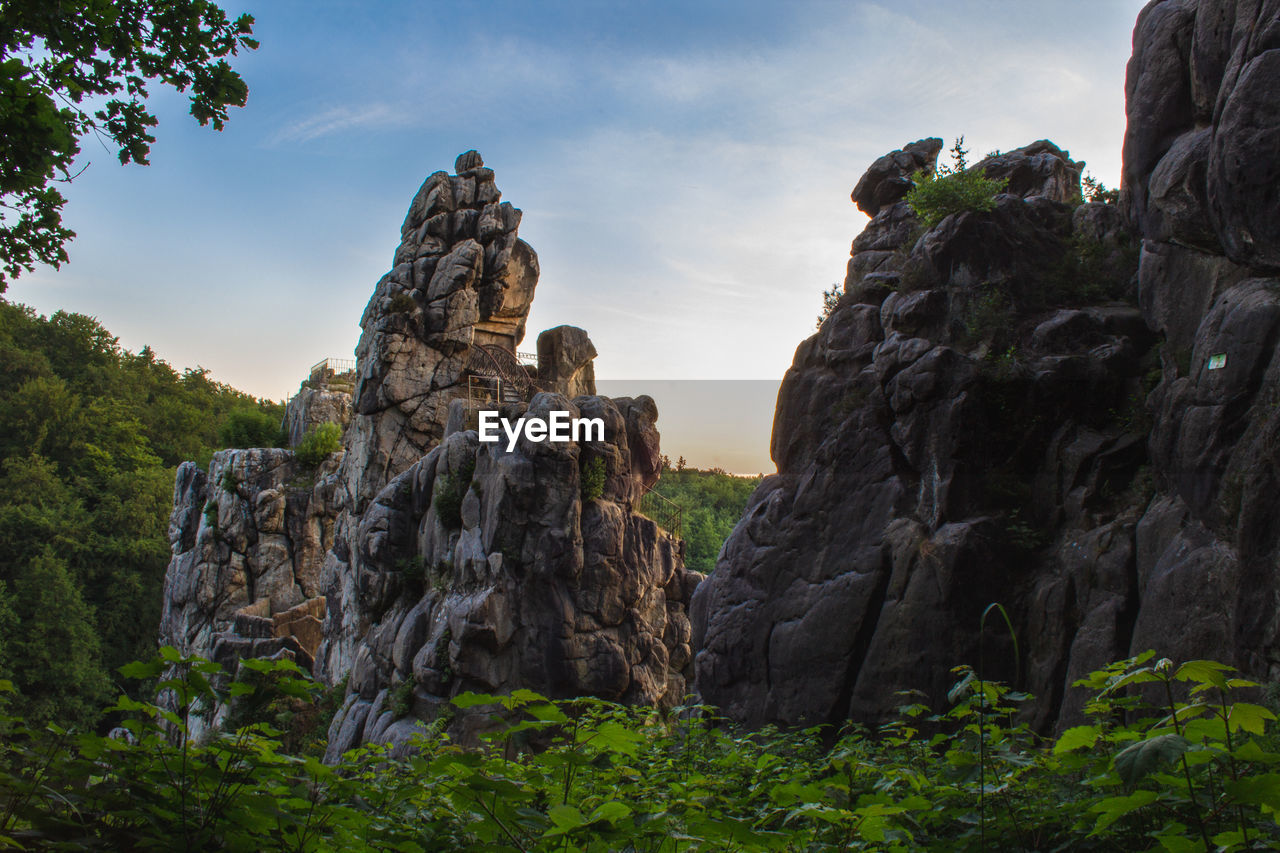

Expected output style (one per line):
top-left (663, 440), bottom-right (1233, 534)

top-left (639, 485), bottom-right (683, 539)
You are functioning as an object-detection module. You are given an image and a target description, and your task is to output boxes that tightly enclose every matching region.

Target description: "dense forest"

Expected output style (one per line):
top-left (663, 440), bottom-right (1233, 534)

top-left (654, 460), bottom-right (760, 573)
top-left (0, 300), bottom-right (284, 727)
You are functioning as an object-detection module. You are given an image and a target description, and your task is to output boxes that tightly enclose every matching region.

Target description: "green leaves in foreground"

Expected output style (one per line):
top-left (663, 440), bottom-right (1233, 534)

top-left (3, 650), bottom-right (1280, 851)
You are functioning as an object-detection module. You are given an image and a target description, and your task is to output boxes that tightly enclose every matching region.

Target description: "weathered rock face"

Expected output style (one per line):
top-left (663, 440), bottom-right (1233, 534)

top-left (1121, 0), bottom-right (1280, 687)
top-left (537, 325), bottom-right (598, 398)
top-left (324, 392), bottom-right (699, 758)
top-left (851, 138), bottom-right (944, 216)
top-left (345, 149), bottom-right (540, 514)
top-left (159, 449), bottom-right (341, 738)
top-left (316, 152), bottom-right (544, 678)
top-left (284, 388), bottom-right (352, 448)
top-left (695, 136), bottom-right (1144, 730)
top-left (693, 0), bottom-right (1280, 733)
top-left (160, 151), bottom-right (693, 753)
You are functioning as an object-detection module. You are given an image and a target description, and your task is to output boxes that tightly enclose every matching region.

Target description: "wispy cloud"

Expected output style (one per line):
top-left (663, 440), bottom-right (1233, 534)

top-left (269, 103), bottom-right (410, 146)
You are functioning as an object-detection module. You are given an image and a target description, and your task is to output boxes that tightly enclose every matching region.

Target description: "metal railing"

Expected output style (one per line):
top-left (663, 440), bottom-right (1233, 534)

top-left (516, 350), bottom-right (538, 366)
top-left (308, 357), bottom-right (357, 388)
top-left (639, 485), bottom-right (683, 539)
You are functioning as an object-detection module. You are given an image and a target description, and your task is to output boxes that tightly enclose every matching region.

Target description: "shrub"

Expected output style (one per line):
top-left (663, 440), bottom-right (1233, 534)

top-left (217, 407), bottom-right (281, 449)
top-left (6, 649), bottom-right (1280, 851)
top-left (580, 455), bottom-right (606, 502)
top-left (906, 137), bottom-right (1008, 230)
top-left (388, 679), bottom-right (415, 719)
top-left (816, 281), bottom-right (843, 328)
top-left (1082, 172), bottom-right (1119, 204)
top-left (294, 422), bottom-right (342, 467)
top-left (434, 457), bottom-right (476, 529)
top-left (388, 292), bottom-right (416, 314)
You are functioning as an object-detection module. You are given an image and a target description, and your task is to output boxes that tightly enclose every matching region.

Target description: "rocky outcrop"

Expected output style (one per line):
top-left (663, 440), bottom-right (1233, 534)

top-left (284, 388), bottom-right (352, 448)
top-left (693, 0), bottom-right (1280, 733)
top-left (344, 150), bottom-right (539, 514)
top-left (695, 136), bottom-right (1144, 730)
top-left (1121, 0), bottom-right (1280, 685)
top-left (159, 448), bottom-right (341, 737)
top-left (160, 151), bottom-right (695, 753)
top-left (324, 392), bottom-right (699, 759)
top-left (852, 138), bottom-right (944, 216)
top-left (306, 152), bottom-right (542, 680)
top-left (537, 325), bottom-right (598, 398)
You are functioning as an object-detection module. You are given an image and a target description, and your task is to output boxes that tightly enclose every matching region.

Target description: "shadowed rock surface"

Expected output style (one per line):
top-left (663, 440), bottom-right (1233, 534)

top-left (324, 392), bottom-right (699, 760)
top-left (160, 449), bottom-right (341, 739)
top-left (692, 0), bottom-right (1280, 732)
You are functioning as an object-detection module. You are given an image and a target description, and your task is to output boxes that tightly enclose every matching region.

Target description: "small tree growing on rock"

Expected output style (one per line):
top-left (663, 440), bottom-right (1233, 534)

top-left (906, 137), bottom-right (1008, 229)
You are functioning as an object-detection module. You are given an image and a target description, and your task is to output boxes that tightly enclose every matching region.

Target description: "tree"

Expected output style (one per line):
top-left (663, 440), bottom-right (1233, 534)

top-left (905, 136), bottom-right (1008, 230)
top-left (816, 281), bottom-right (843, 328)
top-left (6, 548), bottom-right (111, 726)
top-left (0, 1), bottom-right (258, 289)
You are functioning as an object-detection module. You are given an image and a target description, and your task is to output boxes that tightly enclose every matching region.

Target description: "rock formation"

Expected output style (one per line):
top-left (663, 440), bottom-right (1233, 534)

top-left (160, 449), bottom-right (341, 738)
top-left (324, 392), bottom-right (698, 759)
top-left (159, 152), bottom-right (698, 751)
top-left (284, 387), bottom-right (352, 448)
top-left (692, 0), bottom-right (1280, 733)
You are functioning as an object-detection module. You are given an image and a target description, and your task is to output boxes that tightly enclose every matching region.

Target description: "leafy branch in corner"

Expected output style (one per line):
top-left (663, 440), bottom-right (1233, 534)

top-left (0, 1), bottom-right (258, 289)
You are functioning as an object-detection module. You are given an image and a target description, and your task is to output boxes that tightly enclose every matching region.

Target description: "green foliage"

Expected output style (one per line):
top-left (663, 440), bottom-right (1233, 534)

top-left (389, 679), bottom-right (415, 719)
top-left (1040, 232), bottom-right (1140, 308)
top-left (0, 1), bottom-right (258, 289)
top-left (435, 456), bottom-right (477, 529)
top-left (1082, 172), bottom-right (1120, 205)
top-left (295, 422), bottom-right (343, 468)
top-left (657, 460), bottom-right (761, 573)
top-left (906, 137), bottom-right (1009, 230)
top-left (5, 650), bottom-right (1280, 851)
top-left (388, 292), bottom-right (417, 314)
top-left (0, 300), bottom-right (281, 725)
top-left (579, 455), bottom-right (606, 503)
top-left (959, 287), bottom-right (1015, 350)
top-left (217, 406), bottom-right (281, 449)
top-left (817, 280), bottom-right (844, 328)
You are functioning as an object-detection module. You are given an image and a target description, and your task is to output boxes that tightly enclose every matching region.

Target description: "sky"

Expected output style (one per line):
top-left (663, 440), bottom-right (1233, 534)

top-left (9, 0), bottom-right (1150, 473)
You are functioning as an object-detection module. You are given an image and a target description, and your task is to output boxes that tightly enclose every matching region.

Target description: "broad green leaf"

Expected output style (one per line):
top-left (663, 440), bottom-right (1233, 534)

top-left (1225, 773), bottom-right (1280, 811)
top-left (1089, 790), bottom-right (1158, 834)
top-left (1153, 833), bottom-right (1201, 853)
top-left (451, 692), bottom-right (501, 708)
top-left (1227, 702), bottom-right (1276, 735)
top-left (590, 720), bottom-right (643, 756)
top-left (1173, 660), bottom-right (1232, 691)
top-left (527, 703), bottom-right (570, 724)
top-left (1114, 734), bottom-right (1189, 789)
top-left (587, 800), bottom-right (632, 825)
top-left (546, 804), bottom-right (586, 832)
top-left (1054, 725), bottom-right (1101, 754)
top-left (118, 659), bottom-right (164, 679)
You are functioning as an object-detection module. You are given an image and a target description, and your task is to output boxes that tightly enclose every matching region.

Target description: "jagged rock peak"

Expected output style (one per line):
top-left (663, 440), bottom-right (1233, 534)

top-left (345, 152), bottom-right (540, 514)
top-left (694, 0), bottom-right (1280, 736)
top-left (694, 122), bottom-right (1150, 730)
top-left (851, 137), bottom-right (943, 217)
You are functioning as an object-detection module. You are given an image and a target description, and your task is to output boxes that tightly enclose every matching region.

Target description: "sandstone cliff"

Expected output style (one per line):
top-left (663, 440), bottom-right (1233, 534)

top-left (159, 152), bottom-right (699, 750)
top-left (693, 0), bottom-right (1280, 732)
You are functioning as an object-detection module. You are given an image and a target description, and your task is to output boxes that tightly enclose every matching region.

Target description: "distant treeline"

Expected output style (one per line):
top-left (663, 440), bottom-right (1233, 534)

top-left (656, 458), bottom-right (761, 573)
top-left (0, 300), bottom-right (283, 727)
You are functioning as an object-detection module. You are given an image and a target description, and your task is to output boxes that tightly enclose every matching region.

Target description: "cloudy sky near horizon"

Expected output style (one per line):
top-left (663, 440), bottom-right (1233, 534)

top-left (9, 0), bottom-right (1148, 472)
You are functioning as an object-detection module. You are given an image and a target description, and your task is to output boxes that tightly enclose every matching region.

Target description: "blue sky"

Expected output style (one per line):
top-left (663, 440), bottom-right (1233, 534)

top-left (11, 0), bottom-right (1148, 471)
